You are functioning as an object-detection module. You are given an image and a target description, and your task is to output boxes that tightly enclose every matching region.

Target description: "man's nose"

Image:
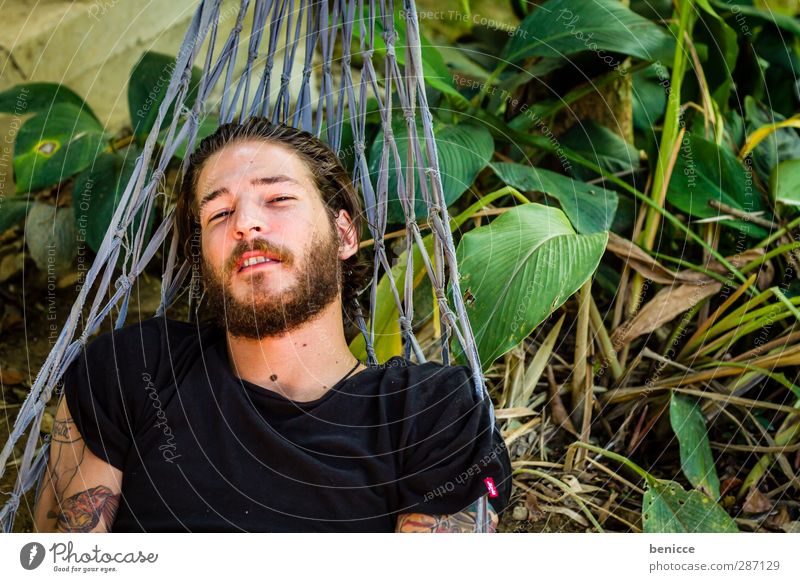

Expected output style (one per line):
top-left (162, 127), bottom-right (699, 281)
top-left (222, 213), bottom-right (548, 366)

top-left (232, 202), bottom-right (267, 240)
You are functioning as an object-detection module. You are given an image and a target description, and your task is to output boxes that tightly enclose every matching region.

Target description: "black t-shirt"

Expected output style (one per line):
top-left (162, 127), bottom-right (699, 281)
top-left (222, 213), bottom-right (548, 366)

top-left (61, 315), bottom-right (512, 532)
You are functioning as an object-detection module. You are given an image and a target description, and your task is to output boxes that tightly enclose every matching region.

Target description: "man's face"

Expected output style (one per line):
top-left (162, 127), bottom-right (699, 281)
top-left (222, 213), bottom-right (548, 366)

top-left (194, 139), bottom-right (353, 338)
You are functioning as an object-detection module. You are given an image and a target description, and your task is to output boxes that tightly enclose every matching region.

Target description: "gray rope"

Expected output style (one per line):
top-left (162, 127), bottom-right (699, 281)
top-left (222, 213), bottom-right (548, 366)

top-left (0, 0), bottom-right (492, 532)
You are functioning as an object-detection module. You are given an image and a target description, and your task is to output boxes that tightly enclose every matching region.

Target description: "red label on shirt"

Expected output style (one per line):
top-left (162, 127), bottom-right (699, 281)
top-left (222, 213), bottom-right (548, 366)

top-left (483, 477), bottom-right (498, 498)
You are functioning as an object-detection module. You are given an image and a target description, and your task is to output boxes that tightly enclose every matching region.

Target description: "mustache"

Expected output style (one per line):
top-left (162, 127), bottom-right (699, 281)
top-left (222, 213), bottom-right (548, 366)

top-left (226, 238), bottom-right (294, 272)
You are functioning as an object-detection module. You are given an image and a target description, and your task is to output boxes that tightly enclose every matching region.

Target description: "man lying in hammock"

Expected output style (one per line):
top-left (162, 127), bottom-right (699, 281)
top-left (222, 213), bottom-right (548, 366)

top-left (33, 118), bottom-right (511, 533)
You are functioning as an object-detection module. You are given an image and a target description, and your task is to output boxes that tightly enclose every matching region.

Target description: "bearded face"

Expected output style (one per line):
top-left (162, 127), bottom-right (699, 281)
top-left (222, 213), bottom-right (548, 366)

top-left (200, 215), bottom-right (342, 338)
top-left (193, 139), bottom-right (354, 339)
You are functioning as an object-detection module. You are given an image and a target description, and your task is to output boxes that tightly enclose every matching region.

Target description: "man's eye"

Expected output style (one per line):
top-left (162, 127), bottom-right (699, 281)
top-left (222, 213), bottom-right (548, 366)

top-left (270, 196), bottom-right (293, 203)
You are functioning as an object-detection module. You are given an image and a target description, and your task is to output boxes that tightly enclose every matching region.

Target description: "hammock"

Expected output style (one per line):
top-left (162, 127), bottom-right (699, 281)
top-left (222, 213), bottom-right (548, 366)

top-left (0, 0), bottom-right (494, 532)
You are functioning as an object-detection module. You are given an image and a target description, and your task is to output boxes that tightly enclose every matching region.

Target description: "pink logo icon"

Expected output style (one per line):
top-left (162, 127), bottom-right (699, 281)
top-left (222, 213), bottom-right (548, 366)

top-left (483, 477), bottom-right (499, 498)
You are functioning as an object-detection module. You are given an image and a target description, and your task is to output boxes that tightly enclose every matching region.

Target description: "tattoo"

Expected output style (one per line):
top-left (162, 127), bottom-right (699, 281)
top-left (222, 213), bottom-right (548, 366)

top-left (48, 416), bottom-right (87, 499)
top-left (47, 486), bottom-right (120, 532)
top-left (38, 404), bottom-right (120, 532)
top-left (396, 500), bottom-right (499, 533)
top-left (52, 417), bottom-right (81, 444)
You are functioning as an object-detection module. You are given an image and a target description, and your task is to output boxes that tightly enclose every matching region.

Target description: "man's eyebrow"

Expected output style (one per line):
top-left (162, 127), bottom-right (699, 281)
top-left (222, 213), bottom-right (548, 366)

top-left (197, 175), bottom-right (301, 214)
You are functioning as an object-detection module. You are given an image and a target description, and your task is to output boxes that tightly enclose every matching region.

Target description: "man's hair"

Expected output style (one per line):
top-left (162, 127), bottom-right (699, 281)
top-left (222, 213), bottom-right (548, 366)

top-left (175, 117), bottom-right (371, 324)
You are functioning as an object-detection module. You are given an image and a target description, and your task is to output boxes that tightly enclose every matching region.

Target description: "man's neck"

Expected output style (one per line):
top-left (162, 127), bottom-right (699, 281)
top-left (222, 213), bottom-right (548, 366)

top-left (222, 300), bottom-right (362, 403)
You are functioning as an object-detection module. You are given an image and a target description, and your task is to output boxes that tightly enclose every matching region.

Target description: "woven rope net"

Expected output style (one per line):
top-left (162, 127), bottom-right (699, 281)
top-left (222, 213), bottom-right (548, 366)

top-left (0, 0), bottom-right (493, 532)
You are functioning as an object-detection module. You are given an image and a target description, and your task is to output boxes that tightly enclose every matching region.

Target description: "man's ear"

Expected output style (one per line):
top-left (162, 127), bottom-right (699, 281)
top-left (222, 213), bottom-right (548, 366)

top-left (334, 209), bottom-right (359, 261)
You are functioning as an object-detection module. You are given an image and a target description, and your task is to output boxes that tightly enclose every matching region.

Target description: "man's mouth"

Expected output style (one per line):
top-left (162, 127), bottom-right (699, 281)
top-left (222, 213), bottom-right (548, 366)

top-left (236, 251), bottom-right (283, 273)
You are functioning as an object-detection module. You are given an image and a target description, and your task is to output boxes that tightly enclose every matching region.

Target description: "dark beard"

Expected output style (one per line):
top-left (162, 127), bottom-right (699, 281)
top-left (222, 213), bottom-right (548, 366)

top-left (200, 222), bottom-right (342, 339)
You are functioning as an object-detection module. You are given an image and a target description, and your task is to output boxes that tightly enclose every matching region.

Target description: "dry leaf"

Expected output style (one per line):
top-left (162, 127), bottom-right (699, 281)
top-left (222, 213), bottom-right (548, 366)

top-left (606, 232), bottom-right (697, 285)
top-left (541, 504), bottom-right (588, 527)
top-left (764, 505), bottom-right (790, 530)
top-left (742, 487), bottom-right (772, 514)
top-left (512, 506), bottom-right (528, 521)
top-left (525, 492), bottom-right (545, 522)
top-left (0, 367), bottom-right (24, 385)
top-left (720, 476), bottom-right (742, 498)
top-left (607, 232), bottom-right (765, 287)
top-left (612, 281), bottom-right (721, 346)
top-left (0, 252), bottom-right (24, 283)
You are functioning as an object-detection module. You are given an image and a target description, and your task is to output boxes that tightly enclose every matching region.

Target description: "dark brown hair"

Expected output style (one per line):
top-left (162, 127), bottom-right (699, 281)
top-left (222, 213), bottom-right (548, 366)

top-left (175, 117), bottom-right (371, 324)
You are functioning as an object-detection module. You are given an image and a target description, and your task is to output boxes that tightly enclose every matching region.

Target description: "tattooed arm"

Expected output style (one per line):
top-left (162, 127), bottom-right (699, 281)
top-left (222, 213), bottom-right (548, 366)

top-left (33, 394), bottom-right (122, 533)
top-left (395, 500), bottom-right (499, 533)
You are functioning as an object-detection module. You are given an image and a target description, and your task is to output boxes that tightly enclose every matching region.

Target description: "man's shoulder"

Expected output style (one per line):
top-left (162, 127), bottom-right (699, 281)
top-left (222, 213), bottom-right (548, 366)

top-left (376, 356), bottom-right (481, 411)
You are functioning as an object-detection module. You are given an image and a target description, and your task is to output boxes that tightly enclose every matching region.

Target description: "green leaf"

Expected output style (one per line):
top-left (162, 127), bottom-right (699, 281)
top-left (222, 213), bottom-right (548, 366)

top-left (632, 64), bottom-right (669, 131)
top-left (559, 120), bottom-right (641, 182)
top-left (24, 202), bottom-right (78, 275)
top-left (128, 51), bottom-right (203, 139)
top-left (452, 203), bottom-right (607, 369)
top-left (771, 159), bottom-right (800, 207)
top-left (0, 196), bottom-right (31, 235)
top-left (744, 96), bottom-right (800, 183)
top-left (72, 149), bottom-right (155, 255)
top-left (642, 479), bottom-right (738, 533)
top-left (13, 103), bottom-right (107, 193)
top-left (670, 392), bottom-right (721, 500)
top-left (693, 8), bottom-right (739, 109)
top-left (368, 122), bottom-right (493, 224)
top-left (503, 0), bottom-right (676, 65)
top-left (0, 82), bottom-right (97, 120)
top-left (666, 133), bottom-right (769, 238)
top-left (710, 0), bottom-right (800, 36)
top-left (490, 161), bottom-right (618, 233)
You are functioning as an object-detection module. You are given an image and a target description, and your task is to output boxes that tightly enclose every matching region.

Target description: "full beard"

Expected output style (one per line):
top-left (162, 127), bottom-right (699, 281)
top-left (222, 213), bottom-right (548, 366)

top-left (200, 223), bottom-right (342, 339)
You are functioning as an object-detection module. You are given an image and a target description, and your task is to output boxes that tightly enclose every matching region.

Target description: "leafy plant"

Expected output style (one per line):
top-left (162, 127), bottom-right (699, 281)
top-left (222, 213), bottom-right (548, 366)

top-left (0, 51), bottom-right (207, 274)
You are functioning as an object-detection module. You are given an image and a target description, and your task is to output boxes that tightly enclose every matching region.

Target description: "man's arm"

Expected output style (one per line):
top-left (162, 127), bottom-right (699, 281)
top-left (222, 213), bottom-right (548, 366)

top-left (395, 500), bottom-right (499, 533)
top-left (33, 394), bottom-right (123, 532)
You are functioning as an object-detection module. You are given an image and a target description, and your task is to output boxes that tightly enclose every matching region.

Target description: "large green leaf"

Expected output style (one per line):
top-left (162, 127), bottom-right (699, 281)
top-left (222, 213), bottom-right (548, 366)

top-left (72, 149), bottom-right (155, 255)
top-left (128, 51), bottom-right (203, 139)
top-left (503, 0), bottom-right (676, 65)
top-left (452, 203), bottom-right (607, 369)
top-left (0, 82), bottom-right (97, 120)
top-left (670, 392), bottom-right (721, 501)
top-left (771, 159), bottom-right (800, 207)
top-left (710, 0), bottom-right (800, 36)
top-left (490, 161), bottom-right (617, 234)
top-left (666, 133), bottom-right (770, 238)
top-left (0, 196), bottom-right (31, 235)
top-left (13, 103), bottom-right (107, 193)
top-left (559, 121), bottom-right (640, 182)
top-left (643, 479), bottom-right (738, 533)
top-left (368, 122), bottom-right (493, 224)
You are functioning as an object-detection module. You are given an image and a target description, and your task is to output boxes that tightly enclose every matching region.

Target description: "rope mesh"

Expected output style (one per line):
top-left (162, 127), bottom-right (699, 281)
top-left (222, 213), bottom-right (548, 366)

top-left (0, 0), bottom-right (492, 532)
